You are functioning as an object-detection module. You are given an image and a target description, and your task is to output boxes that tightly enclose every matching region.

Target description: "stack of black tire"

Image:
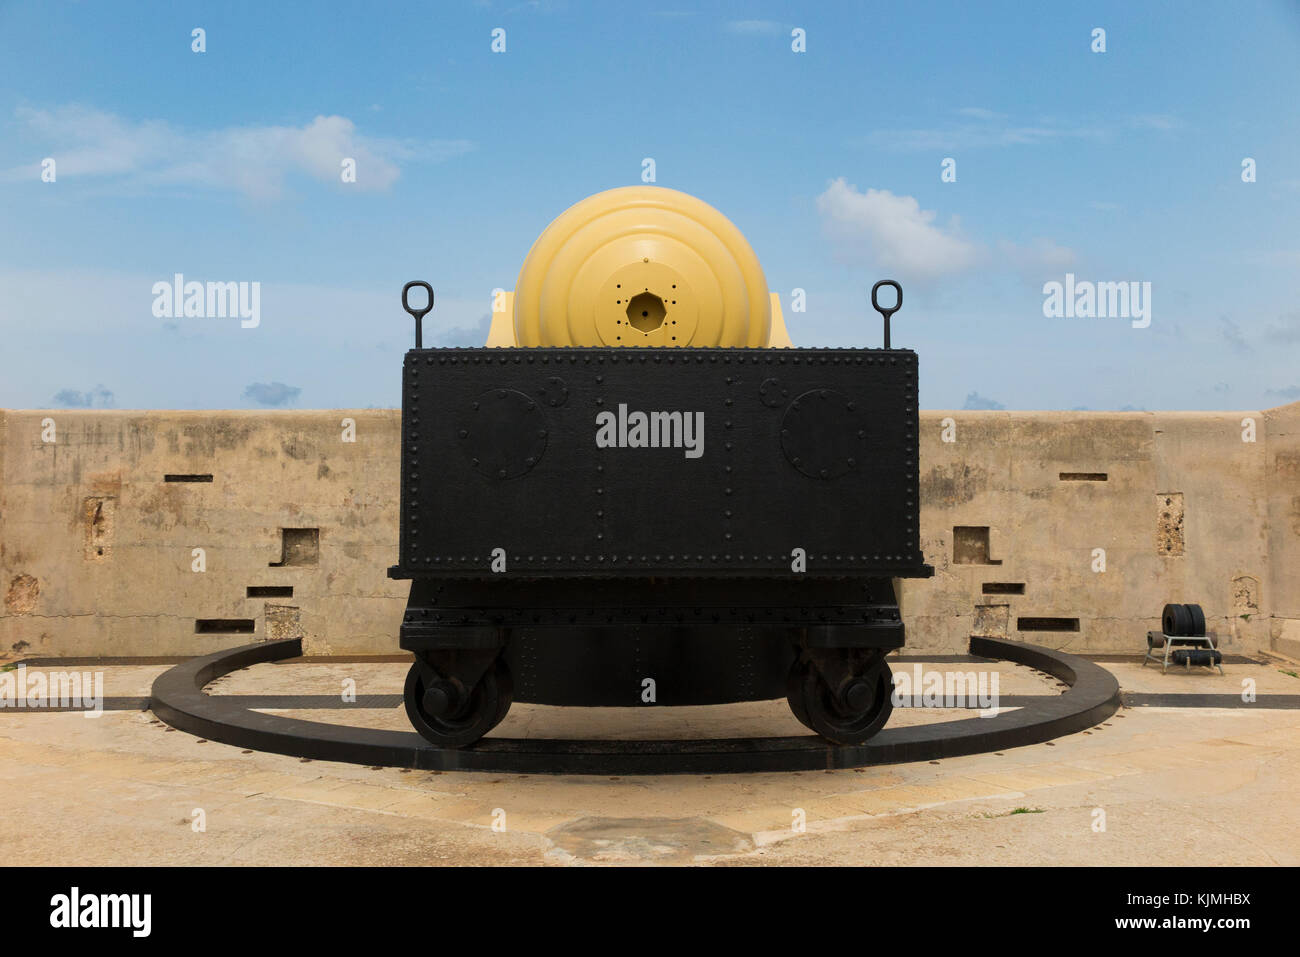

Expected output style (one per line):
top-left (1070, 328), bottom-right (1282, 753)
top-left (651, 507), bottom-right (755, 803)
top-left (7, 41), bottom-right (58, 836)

top-left (1154, 602), bottom-right (1222, 668)
top-left (1159, 602), bottom-right (1206, 641)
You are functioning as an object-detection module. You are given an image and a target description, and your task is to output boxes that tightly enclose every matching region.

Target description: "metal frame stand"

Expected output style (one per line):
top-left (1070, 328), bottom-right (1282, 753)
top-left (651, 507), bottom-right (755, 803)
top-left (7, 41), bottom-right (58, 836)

top-left (1144, 631), bottom-right (1225, 675)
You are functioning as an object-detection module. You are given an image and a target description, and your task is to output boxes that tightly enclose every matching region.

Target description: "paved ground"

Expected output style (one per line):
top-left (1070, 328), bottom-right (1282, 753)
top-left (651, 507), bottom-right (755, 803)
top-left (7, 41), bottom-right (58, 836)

top-left (1, 654), bottom-right (1297, 865)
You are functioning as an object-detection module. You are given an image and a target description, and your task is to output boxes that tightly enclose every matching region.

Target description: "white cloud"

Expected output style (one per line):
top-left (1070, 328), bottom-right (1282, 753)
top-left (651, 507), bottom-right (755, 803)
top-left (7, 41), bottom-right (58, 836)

top-left (1127, 114), bottom-right (1183, 131)
top-left (0, 266), bottom-right (499, 408)
top-left (868, 122), bottom-right (1104, 151)
top-left (863, 109), bottom-right (1181, 152)
top-left (725, 19), bottom-right (786, 35)
top-left (3, 106), bottom-right (474, 198)
top-left (243, 381), bottom-right (302, 407)
top-left (995, 237), bottom-right (1076, 273)
top-left (1240, 248), bottom-right (1300, 268)
top-left (1263, 310), bottom-right (1300, 344)
top-left (1220, 316), bottom-right (1251, 354)
top-left (815, 178), bottom-right (979, 280)
top-left (816, 179), bottom-right (1076, 283)
top-left (962, 391), bottom-right (1005, 410)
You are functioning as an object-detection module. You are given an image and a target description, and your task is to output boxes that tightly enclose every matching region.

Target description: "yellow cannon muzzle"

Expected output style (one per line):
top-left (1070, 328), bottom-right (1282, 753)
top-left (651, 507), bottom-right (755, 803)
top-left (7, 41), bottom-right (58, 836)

top-left (487, 186), bottom-right (792, 348)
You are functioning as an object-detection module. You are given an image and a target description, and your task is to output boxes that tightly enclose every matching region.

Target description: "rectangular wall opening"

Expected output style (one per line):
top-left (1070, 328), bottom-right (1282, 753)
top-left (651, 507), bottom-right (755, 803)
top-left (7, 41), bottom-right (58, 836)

top-left (195, 619), bottom-right (255, 634)
top-left (270, 528), bottom-right (320, 567)
top-left (982, 582), bottom-right (1026, 595)
top-left (164, 474), bottom-right (214, 483)
top-left (953, 526), bottom-right (1002, 565)
top-left (1059, 472), bottom-right (1108, 482)
top-left (247, 586), bottom-right (294, 598)
top-left (1017, 617), bottom-right (1080, 632)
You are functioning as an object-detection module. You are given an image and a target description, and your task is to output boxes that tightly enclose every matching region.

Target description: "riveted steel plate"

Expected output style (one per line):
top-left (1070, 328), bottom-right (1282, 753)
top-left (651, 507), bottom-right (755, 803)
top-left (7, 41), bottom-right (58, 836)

top-left (455, 388), bottom-right (548, 480)
top-left (780, 388), bottom-right (866, 480)
top-left (392, 347), bottom-right (929, 580)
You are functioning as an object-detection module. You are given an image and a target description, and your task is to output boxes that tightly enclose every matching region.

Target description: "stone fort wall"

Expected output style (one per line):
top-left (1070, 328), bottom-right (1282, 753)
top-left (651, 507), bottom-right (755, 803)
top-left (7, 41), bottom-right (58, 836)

top-left (1, 405), bottom-right (1297, 659)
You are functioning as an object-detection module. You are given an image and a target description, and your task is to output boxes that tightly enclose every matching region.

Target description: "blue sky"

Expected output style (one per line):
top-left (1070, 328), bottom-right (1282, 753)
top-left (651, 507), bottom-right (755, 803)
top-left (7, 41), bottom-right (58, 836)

top-left (1, 0), bottom-right (1297, 411)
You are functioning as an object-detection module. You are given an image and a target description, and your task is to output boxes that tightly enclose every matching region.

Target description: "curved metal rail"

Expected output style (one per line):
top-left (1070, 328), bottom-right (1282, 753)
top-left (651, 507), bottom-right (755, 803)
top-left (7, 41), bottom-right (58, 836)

top-left (150, 636), bottom-right (1121, 775)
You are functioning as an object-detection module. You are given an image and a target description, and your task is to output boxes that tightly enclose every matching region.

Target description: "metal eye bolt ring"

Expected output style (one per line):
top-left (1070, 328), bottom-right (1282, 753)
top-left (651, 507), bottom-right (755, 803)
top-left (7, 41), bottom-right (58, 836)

top-left (402, 280), bottom-right (435, 348)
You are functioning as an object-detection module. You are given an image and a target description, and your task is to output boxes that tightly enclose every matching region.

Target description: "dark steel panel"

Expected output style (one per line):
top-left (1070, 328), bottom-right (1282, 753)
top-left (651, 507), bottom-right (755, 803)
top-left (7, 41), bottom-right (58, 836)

top-left (392, 347), bottom-right (928, 580)
top-left (397, 577), bottom-right (905, 705)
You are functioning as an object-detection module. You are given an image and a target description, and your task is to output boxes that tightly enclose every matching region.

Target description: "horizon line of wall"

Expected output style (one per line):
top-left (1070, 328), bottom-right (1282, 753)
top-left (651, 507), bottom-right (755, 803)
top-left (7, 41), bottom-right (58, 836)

top-left (1, 404), bottom-right (1297, 659)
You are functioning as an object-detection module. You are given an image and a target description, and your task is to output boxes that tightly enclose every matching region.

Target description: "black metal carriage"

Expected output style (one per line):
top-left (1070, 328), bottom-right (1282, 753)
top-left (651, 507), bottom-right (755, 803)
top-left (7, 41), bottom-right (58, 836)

top-left (389, 280), bottom-right (932, 747)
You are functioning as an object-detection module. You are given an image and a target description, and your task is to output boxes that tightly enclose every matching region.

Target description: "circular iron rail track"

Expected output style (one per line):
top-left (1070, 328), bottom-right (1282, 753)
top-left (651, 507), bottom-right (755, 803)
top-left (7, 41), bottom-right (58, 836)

top-left (150, 636), bottom-right (1120, 775)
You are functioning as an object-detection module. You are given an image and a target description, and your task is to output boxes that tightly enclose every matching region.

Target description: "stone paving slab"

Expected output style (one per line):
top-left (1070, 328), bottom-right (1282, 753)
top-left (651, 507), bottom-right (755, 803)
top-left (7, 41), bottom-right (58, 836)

top-left (0, 657), bottom-right (1298, 865)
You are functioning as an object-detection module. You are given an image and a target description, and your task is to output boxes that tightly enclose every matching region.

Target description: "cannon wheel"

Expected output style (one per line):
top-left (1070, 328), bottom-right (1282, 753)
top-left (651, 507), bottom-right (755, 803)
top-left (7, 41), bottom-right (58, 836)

top-left (786, 657), bottom-right (894, 745)
top-left (405, 658), bottom-right (512, 749)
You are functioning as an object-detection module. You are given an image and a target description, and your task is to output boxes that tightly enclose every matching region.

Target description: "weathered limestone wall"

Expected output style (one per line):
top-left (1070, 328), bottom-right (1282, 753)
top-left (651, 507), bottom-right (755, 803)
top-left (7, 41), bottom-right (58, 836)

top-left (0, 410), bottom-right (405, 657)
top-left (1264, 401), bottom-right (1300, 658)
top-left (907, 410), bottom-right (1275, 654)
top-left (0, 405), bottom-right (1293, 658)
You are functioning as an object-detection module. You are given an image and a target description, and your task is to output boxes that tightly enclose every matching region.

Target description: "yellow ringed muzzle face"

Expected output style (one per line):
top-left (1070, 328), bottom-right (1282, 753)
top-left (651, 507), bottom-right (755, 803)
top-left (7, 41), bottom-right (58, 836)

top-left (511, 186), bottom-right (773, 348)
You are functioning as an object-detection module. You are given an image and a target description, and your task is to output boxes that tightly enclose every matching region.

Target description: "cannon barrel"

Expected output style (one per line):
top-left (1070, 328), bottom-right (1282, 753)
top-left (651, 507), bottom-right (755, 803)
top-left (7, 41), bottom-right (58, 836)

top-left (487, 186), bottom-right (792, 349)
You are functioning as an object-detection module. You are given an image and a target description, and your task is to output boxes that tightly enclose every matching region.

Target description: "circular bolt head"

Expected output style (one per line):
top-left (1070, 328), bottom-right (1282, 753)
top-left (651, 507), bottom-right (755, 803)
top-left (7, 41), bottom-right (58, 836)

top-left (844, 678), bottom-right (874, 713)
top-left (423, 682), bottom-right (455, 716)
